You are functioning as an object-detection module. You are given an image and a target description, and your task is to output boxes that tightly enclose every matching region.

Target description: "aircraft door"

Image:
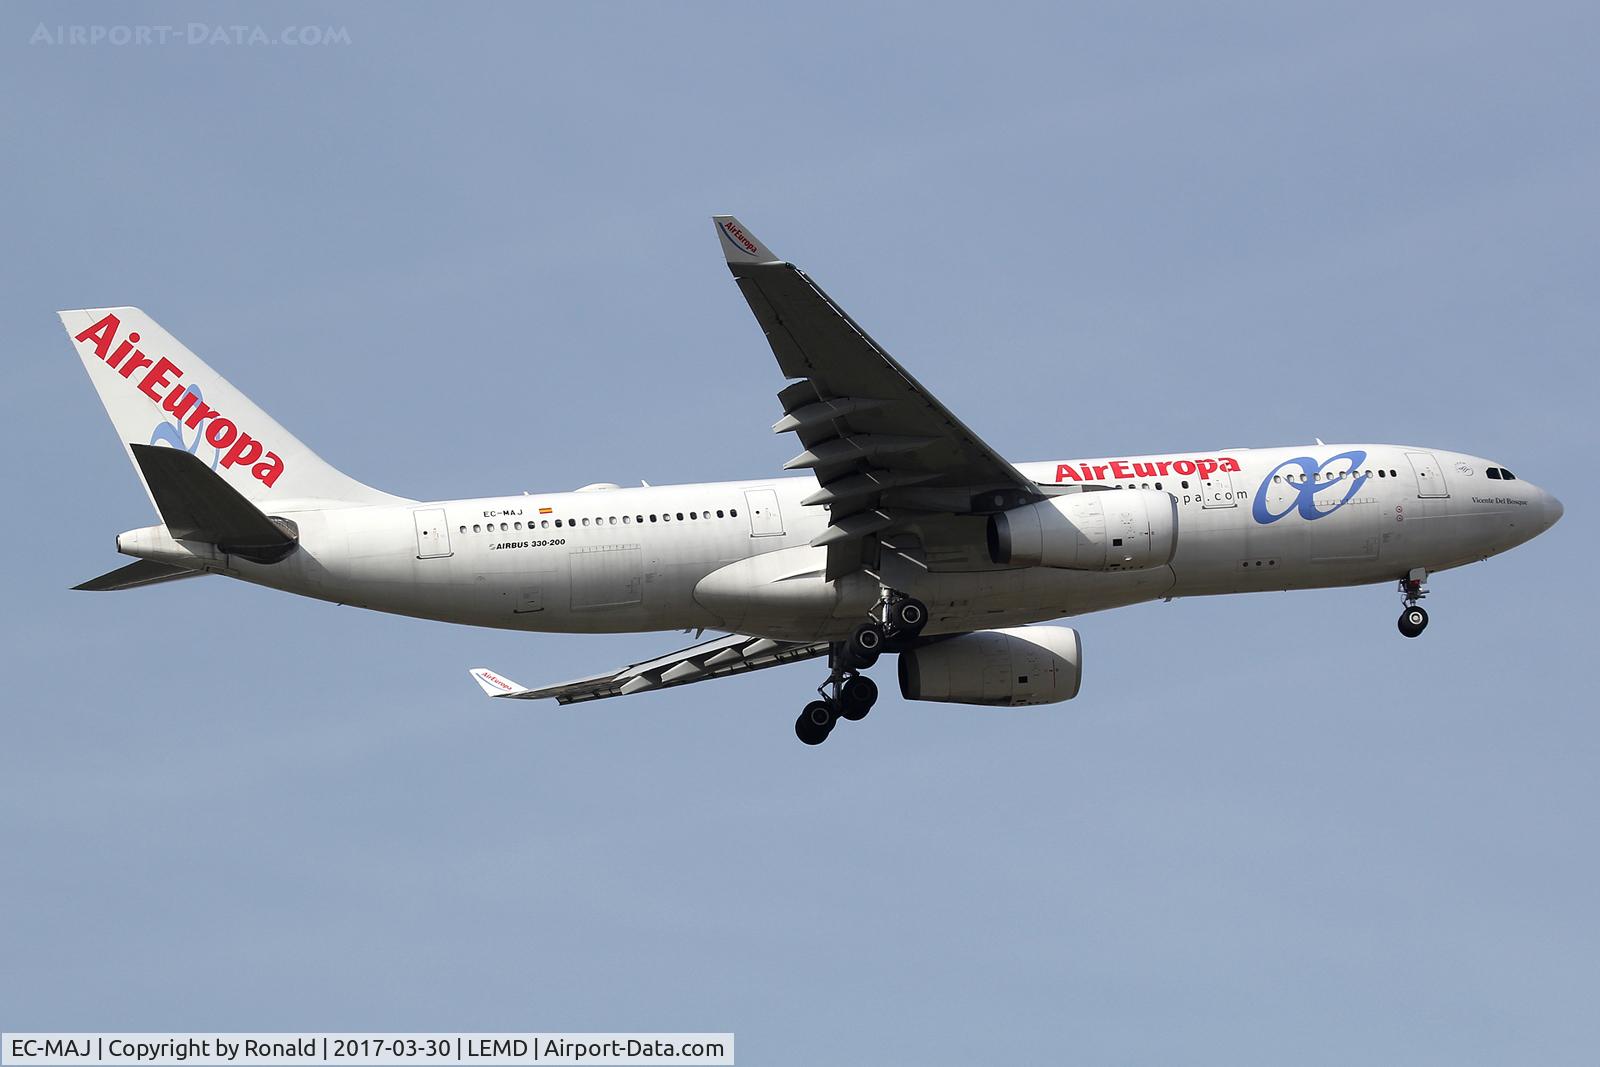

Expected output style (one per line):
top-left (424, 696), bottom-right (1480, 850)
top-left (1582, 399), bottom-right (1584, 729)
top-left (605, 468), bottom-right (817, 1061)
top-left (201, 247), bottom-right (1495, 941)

top-left (515, 582), bottom-right (543, 613)
top-left (1200, 469), bottom-right (1240, 509)
top-left (413, 508), bottom-right (452, 558)
top-left (1406, 451), bottom-right (1450, 499)
top-left (744, 489), bottom-right (785, 537)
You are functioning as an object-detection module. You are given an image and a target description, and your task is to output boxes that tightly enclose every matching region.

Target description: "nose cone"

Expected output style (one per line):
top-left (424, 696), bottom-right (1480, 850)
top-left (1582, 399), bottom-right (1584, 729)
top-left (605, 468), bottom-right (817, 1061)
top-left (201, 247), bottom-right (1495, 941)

top-left (1544, 490), bottom-right (1564, 531)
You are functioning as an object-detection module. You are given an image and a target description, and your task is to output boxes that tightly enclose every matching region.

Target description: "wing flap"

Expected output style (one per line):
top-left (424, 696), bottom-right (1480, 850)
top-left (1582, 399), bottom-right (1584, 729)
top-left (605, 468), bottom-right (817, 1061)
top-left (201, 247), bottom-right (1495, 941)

top-left (713, 215), bottom-right (1045, 575)
top-left (468, 633), bottom-right (829, 705)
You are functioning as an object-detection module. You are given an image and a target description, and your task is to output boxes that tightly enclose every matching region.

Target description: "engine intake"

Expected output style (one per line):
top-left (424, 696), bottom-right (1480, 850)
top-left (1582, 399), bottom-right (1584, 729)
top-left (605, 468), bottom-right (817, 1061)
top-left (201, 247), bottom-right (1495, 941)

top-left (899, 626), bottom-right (1083, 706)
top-left (988, 489), bottom-right (1177, 571)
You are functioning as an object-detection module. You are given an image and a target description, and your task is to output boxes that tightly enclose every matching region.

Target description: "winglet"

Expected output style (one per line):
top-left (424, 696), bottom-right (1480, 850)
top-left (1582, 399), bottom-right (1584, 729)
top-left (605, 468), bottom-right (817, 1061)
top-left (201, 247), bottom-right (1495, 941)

top-left (469, 667), bottom-right (531, 698)
top-left (712, 215), bottom-right (781, 265)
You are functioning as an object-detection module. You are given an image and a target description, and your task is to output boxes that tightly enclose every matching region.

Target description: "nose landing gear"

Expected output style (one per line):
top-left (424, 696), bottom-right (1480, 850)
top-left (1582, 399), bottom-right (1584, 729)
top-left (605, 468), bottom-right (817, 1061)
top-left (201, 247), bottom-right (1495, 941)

top-left (1397, 569), bottom-right (1429, 638)
top-left (793, 592), bottom-right (927, 745)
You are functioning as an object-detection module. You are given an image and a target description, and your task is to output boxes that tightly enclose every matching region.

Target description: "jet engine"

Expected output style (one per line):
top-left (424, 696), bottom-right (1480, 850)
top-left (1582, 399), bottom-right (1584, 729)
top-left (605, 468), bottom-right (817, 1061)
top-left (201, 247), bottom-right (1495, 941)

top-left (898, 626), bottom-right (1083, 706)
top-left (987, 489), bottom-right (1177, 571)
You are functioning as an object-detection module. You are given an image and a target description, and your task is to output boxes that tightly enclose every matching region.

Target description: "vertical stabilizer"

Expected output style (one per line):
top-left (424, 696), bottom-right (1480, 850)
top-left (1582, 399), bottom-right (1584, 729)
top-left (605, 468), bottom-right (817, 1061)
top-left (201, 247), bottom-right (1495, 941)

top-left (59, 307), bottom-right (405, 510)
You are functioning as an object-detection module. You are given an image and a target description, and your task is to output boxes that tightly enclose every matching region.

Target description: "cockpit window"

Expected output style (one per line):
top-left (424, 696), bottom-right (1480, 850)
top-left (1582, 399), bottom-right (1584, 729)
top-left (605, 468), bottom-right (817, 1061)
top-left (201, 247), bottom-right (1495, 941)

top-left (1487, 468), bottom-right (1501, 480)
top-left (1501, 468), bottom-right (1515, 480)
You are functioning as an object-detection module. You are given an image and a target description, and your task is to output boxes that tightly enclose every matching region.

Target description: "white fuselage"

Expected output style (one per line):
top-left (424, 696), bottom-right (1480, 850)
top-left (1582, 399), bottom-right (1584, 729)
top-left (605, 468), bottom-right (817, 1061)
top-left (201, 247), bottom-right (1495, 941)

top-left (119, 443), bottom-right (1562, 643)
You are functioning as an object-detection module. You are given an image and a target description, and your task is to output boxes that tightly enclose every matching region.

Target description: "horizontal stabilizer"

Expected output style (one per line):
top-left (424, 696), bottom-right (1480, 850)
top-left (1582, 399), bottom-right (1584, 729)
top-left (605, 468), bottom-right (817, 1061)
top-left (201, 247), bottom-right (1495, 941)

top-left (73, 558), bottom-right (207, 592)
top-left (131, 443), bottom-right (297, 563)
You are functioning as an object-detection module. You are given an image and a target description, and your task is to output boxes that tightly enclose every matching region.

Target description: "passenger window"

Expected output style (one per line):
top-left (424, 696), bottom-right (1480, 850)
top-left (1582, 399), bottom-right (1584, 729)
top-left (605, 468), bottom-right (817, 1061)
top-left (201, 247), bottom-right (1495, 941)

top-left (500, 522), bottom-right (508, 531)
top-left (609, 516), bottom-right (617, 525)
top-left (636, 515), bottom-right (644, 523)
top-left (514, 522), bottom-right (522, 530)
top-left (582, 518), bottom-right (590, 526)
top-left (1181, 480), bottom-right (1189, 489)
top-left (472, 524), bottom-right (481, 533)
top-left (717, 509), bottom-right (725, 518)
top-left (541, 520), bottom-right (549, 528)
top-left (1155, 483), bottom-right (1162, 490)
top-left (622, 515), bottom-right (630, 524)
top-left (677, 512), bottom-right (684, 521)
top-left (690, 512), bottom-right (698, 520)
top-left (1390, 469), bottom-right (1397, 477)
top-left (459, 525), bottom-right (467, 534)
top-left (650, 514), bottom-right (658, 522)
top-left (730, 508), bottom-right (738, 518)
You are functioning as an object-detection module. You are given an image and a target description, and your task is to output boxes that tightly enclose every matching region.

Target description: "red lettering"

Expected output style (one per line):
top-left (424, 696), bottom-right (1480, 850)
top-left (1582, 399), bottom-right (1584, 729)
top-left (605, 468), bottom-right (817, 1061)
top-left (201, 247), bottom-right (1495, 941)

top-left (1156, 461), bottom-right (1173, 475)
top-left (1056, 464), bottom-right (1080, 482)
top-left (221, 433), bottom-right (263, 470)
top-left (1092, 464), bottom-right (1110, 480)
top-left (1133, 462), bottom-right (1157, 478)
top-left (117, 349), bottom-right (154, 380)
top-left (1111, 460), bottom-right (1133, 479)
top-left (1220, 457), bottom-right (1241, 473)
top-left (184, 399), bottom-right (217, 430)
top-left (1197, 458), bottom-right (1219, 480)
top-left (137, 357), bottom-right (181, 403)
top-left (74, 314), bottom-right (119, 358)
top-left (253, 452), bottom-right (284, 487)
top-left (162, 385), bottom-right (199, 420)
top-left (204, 417), bottom-right (237, 450)
top-left (107, 333), bottom-right (140, 369)
top-left (1173, 460), bottom-right (1196, 475)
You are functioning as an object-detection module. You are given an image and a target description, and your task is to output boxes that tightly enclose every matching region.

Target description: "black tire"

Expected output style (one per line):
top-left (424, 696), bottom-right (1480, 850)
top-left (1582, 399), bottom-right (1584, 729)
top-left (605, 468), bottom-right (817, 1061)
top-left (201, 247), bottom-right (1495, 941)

top-left (890, 598), bottom-right (928, 637)
top-left (796, 700), bottom-right (836, 745)
top-left (1398, 605), bottom-right (1429, 638)
top-left (838, 675), bottom-right (879, 721)
top-left (845, 623), bottom-right (884, 668)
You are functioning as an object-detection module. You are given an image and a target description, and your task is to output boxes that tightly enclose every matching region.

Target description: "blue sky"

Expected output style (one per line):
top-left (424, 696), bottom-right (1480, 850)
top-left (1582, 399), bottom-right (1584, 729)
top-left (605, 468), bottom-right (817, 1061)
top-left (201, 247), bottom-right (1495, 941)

top-left (2, 3), bottom-right (1596, 1063)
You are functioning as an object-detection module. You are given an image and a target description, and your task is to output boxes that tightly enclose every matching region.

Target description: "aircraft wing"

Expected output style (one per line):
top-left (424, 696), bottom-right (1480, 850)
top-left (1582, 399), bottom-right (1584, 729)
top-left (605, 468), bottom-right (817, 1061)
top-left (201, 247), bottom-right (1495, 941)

top-left (713, 216), bottom-right (1046, 578)
top-left (469, 633), bottom-right (829, 705)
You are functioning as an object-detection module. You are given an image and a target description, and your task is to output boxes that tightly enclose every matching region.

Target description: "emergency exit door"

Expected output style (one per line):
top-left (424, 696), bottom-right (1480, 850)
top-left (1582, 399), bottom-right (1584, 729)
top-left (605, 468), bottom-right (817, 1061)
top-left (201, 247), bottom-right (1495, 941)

top-left (413, 508), bottom-right (452, 558)
top-left (745, 489), bottom-right (785, 536)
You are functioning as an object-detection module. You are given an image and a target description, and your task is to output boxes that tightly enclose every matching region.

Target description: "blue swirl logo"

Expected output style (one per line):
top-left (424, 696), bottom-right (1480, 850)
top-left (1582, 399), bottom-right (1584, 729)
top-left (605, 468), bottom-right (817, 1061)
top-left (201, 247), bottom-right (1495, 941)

top-left (148, 384), bottom-right (220, 469)
top-left (1252, 449), bottom-right (1369, 524)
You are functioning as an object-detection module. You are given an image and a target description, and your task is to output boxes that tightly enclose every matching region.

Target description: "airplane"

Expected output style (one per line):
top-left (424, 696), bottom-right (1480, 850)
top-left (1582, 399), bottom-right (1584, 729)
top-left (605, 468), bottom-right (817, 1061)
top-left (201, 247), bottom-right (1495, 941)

top-left (61, 216), bottom-right (1563, 745)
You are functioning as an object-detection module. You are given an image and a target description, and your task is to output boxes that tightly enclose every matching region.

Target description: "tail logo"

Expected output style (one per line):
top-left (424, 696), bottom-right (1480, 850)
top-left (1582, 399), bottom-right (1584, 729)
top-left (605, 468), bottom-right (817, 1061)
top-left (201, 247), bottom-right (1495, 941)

top-left (74, 313), bottom-right (285, 488)
top-left (149, 384), bottom-right (220, 469)
top-left (719, 220), bottom-right (760, 256)
top-left (476, 670), bottom-right (515, 692)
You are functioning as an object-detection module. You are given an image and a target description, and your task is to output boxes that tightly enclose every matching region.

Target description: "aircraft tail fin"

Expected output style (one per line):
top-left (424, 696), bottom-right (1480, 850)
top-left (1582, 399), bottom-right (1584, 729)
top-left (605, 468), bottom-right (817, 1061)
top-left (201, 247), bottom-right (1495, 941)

top-left (58, 307), bottom-right (406, 512)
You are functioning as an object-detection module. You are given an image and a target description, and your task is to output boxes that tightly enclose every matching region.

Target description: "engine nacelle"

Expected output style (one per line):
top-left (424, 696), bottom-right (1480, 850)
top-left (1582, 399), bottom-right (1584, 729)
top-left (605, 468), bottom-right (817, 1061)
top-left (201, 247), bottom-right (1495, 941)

top-left (898, 626), bottom-right (1083, 707)
top-left (987, 489), bottom-right (1177, 571)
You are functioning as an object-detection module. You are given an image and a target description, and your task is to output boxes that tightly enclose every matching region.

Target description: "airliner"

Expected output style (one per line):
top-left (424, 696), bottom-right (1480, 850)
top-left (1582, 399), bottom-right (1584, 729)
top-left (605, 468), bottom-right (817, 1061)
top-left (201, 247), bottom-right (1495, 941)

top-left (62, 217), bottom-right (1563, 744)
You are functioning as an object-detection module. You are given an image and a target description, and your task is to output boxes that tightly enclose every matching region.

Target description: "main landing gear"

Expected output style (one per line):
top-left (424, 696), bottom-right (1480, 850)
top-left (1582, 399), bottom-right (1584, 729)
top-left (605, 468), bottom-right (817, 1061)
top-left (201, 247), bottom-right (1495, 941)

top-left (1397, 569), bottom-right (1430, 638)
top-left (793, 593), bottom-right (928, 746)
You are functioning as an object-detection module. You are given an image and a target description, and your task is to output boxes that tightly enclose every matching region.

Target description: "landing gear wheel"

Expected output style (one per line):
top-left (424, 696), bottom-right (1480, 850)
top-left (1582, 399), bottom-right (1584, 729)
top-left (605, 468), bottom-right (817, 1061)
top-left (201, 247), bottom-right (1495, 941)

top-left (838, 676), bottom-right (879, 721)
top-left (845, 622), bottom-right (885, 668)
top-left (795, 700), bottom-right (837, 745)
top-left (889, 597), bottom-right (928, 638)
top-left (1398, 605), bottom-right (1429, 638)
